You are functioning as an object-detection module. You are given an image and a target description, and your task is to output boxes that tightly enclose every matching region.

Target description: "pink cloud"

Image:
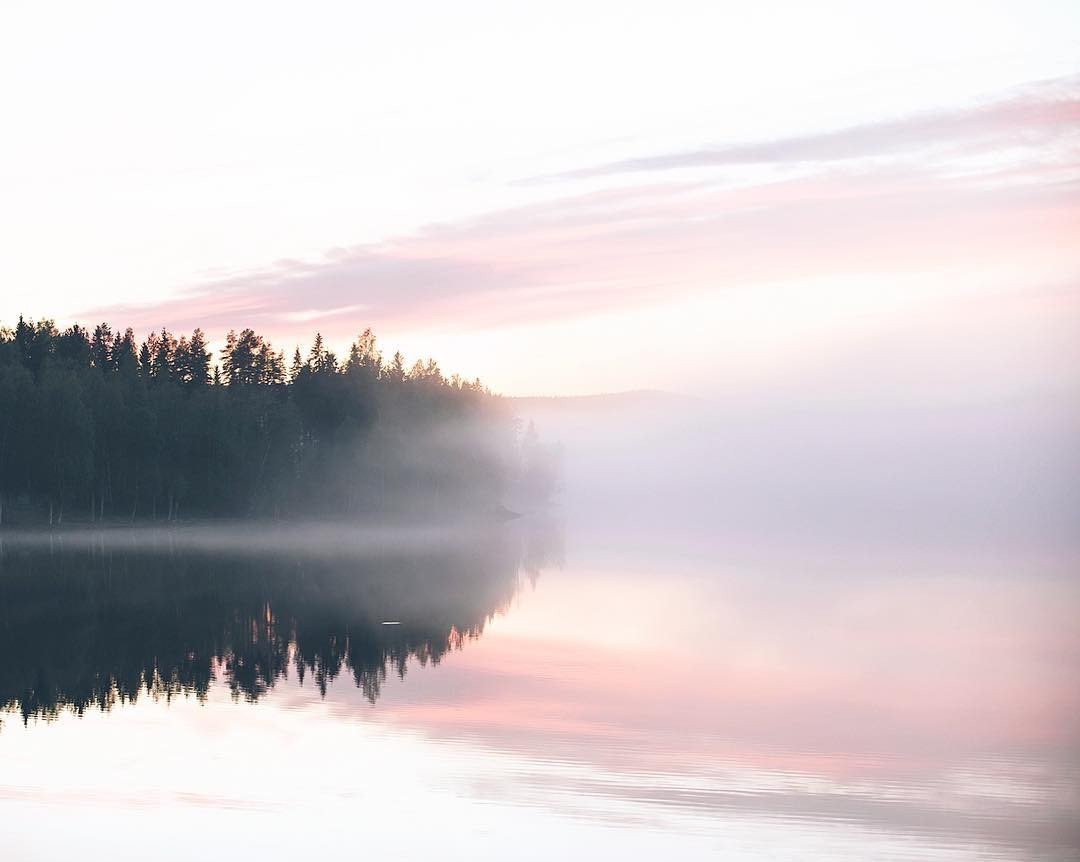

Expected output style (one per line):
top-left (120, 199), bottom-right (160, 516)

top-left (535, 74), bottom-right (1080, 180)
top-left (74, 75), bottom-right (1080, 359)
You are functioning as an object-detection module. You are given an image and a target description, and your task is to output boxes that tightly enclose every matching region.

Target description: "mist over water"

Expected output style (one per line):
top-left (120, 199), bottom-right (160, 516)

top-left (3, 1), bottom-right (1079, 857)
top-left (524, 389), bottom-right (1080, 555)
top-left (1, 392), bottom-right (1078, 861)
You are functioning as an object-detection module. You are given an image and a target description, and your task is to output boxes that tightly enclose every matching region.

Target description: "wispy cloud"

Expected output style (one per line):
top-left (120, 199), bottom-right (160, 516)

top-left (77, 76), bottom-right (1080, 356)
top-left (531, 76), bottom-right (1080, 181)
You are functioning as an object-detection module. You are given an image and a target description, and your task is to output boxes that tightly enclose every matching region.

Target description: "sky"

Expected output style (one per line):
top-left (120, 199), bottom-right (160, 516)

top-left (1, 0), bottom-right (1078, 396)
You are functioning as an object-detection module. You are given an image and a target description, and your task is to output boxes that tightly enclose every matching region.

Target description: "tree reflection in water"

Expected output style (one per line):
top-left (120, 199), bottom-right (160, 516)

top-left (0, 518), bottom-right (562, 723)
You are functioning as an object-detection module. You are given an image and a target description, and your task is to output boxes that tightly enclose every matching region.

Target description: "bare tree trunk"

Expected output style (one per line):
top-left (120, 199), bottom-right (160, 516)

top-left (48, 499), bottom-right (54, 526)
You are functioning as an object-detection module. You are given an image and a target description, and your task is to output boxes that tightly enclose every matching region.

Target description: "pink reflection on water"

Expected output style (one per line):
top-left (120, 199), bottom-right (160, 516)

top-left (353, 558), bottom-right (1080, 793)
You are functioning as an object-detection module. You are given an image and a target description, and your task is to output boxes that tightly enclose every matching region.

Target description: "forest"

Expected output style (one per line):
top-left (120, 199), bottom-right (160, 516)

top-left (0, 316), bottom-right (557, 524)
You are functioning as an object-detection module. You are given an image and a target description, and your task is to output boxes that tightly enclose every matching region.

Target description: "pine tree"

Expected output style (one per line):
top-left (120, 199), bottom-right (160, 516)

top-left (114, 328), bottom-right (139, 375)
top-left (388, 351), bottom-right (406, 384)
top-left (308, 333), bottom-right (326, 373)
top-left (138, 342), bottom-right (151, 377)
top-left (290, 348), bottom-right (303, 383)
top-left (188, 329), bottom-right (211, 387)
top-left (90, 323), bottom-right (113, 372)
top-left (153, 328), bottom-right (176, 382)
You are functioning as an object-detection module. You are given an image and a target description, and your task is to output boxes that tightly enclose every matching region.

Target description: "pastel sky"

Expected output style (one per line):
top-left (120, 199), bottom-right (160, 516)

top-left (1, 0), bottom-right (1078, 395)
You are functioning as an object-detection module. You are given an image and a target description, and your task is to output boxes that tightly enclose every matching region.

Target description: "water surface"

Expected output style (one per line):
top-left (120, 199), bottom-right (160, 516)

top-left (0, 518), bottom-right (1076, 860)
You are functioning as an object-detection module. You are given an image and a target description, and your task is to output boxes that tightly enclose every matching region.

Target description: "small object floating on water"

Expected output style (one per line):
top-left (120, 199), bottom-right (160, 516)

top-left (381, 621), bottom-right (401, 625)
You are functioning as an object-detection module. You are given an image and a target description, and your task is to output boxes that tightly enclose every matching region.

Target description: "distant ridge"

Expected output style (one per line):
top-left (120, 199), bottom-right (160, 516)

top-left (509, 389), bottom-right (695, 409)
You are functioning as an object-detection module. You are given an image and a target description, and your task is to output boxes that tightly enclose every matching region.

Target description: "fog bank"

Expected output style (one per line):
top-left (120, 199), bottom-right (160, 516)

top-left (515, 388), bottom-right (1080, 556)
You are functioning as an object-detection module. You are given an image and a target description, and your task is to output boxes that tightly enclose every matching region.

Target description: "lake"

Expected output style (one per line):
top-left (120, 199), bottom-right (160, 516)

top-left (1, 513), bottom-right (1077, 861)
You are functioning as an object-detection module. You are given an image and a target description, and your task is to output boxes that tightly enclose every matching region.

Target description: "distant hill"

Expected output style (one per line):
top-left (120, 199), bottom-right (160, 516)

top-left (509, 389), bottom-right (696, 416)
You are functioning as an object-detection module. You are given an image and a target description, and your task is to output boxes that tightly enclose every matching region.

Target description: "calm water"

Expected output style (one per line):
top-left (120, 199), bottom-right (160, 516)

top-left (0, 516), bottom-right (1077, 861)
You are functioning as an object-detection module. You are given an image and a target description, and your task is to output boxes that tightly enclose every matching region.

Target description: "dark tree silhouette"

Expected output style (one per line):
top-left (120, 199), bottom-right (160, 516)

top-left (0, 318), bottom-right (546, 525)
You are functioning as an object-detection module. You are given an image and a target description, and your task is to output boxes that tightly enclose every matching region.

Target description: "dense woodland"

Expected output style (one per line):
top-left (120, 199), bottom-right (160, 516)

top-left (0, 316), bottom-right (557, 524)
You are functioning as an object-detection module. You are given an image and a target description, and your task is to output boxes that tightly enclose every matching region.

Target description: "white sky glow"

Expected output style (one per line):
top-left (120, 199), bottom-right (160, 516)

top-left (1, 0), bottom-right (1078, 395)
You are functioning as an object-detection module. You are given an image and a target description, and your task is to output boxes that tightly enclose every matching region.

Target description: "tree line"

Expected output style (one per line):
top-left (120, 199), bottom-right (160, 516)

top-left (0, 316), bottom-right (552, 524)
